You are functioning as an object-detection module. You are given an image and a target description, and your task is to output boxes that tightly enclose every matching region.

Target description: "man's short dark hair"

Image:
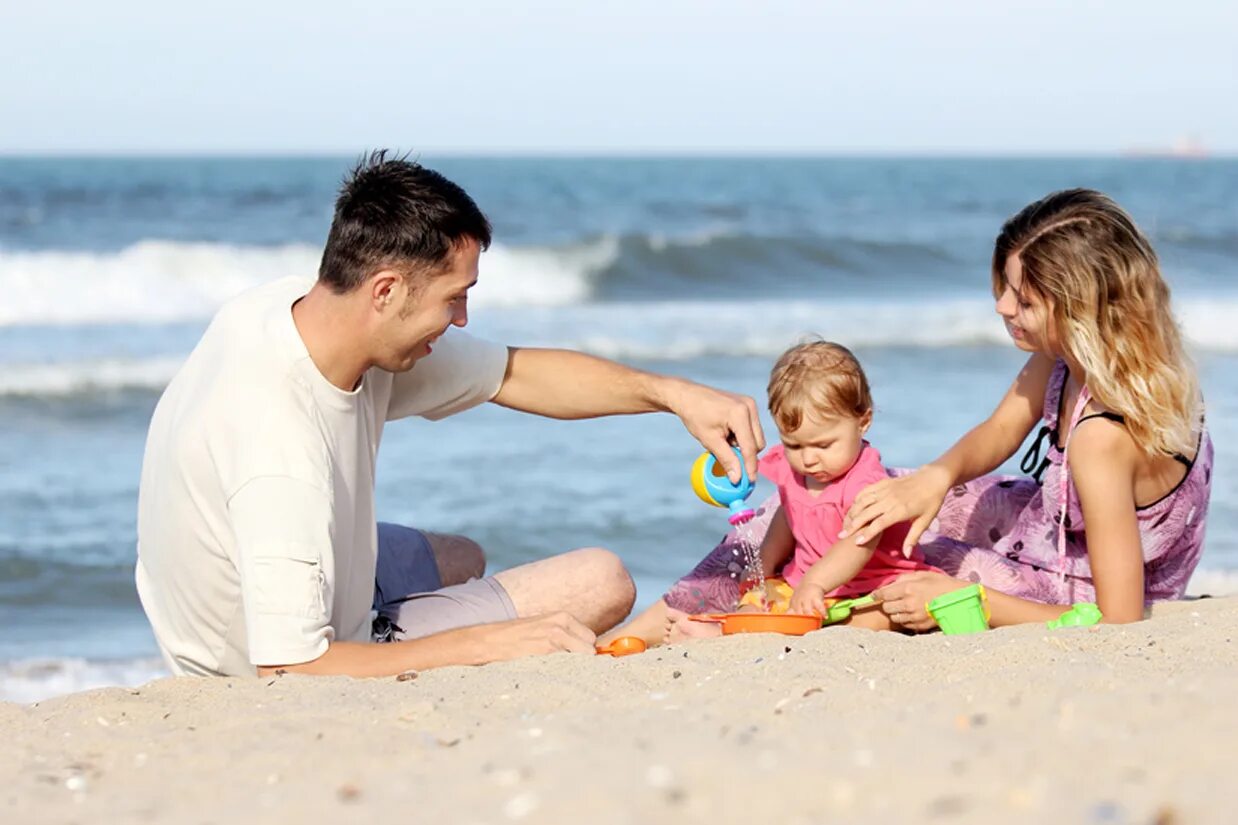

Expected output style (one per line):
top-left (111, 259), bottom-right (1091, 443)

top-left (318, 150), bottom-right (492, 292)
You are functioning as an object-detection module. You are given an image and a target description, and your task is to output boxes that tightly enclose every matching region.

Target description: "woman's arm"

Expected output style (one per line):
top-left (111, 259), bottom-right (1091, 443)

top-left (1067, 419), bottom-right (1146, 623)
top-left (841, 353), bottom-right (1056, 552)
top-left (758, 506), bottom-right (795, 578)
top-left (873, 571), bottom-right (1072, 630)
top-left (874, 414), bottom-right (1147, 629)
top-left (917, 352), bottom-right (1056, 488)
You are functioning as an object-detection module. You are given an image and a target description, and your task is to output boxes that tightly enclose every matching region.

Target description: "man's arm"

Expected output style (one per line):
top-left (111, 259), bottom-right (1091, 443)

top-left (256, 612), bottom-right (596, 677)
top-left (490, 347), bottom-right (765, 481)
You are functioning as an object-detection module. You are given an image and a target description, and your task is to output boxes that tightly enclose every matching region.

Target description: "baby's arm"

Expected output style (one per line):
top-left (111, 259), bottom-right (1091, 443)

top-left (758, 506), bottom-right (795, 578)
top-left (788, 531), bottom-right (879, 616)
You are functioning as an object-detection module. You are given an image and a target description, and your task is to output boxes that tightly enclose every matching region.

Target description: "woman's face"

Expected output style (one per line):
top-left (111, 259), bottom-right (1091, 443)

top-left (995, 253), bottom-right (1059, 355)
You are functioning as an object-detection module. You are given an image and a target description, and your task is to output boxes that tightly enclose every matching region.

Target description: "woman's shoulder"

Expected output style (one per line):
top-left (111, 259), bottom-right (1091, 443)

top-left (1068, 415), bottom-right (1140, 477)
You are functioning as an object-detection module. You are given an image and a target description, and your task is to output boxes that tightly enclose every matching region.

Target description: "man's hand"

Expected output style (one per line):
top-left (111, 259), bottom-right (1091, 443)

top-left (467, 611), bottom-right (598, 662)
top-left (256, 611), bottom-right (597, 677)
top-left (663, 378), bottom-right (765, 483)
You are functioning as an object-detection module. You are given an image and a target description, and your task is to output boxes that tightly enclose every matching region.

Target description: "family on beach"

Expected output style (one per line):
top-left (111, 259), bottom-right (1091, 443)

top-left (135, 152), bottom-right (1213, 678)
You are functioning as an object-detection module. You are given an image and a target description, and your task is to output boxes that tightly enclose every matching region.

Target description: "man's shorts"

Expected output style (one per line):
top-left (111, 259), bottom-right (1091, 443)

top-left (372, 522), bottom-right (517, 642)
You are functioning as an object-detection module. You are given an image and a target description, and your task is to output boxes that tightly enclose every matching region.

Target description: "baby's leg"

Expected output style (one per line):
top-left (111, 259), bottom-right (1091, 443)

top-left (665, 607), bottom-right (724, 643)
top-left (597, 598), bottom-right (671, 647)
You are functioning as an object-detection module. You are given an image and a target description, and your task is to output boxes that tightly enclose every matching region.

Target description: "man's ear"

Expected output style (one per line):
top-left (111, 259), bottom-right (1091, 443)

top-left (370, 269), bottom-right (402, 311)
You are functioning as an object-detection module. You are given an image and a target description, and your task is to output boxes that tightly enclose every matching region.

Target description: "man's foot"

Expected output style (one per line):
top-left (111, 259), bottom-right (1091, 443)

top-left (665, 607), bottom-right (724, 643)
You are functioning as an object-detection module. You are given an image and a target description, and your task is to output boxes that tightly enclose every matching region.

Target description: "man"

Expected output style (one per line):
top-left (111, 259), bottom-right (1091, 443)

top-left (135, 151), bottom-right (764, 678)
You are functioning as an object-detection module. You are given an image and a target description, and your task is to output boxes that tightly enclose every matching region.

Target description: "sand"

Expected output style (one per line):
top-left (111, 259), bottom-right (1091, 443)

top-left (3, 598), bottom-right (1236, 825)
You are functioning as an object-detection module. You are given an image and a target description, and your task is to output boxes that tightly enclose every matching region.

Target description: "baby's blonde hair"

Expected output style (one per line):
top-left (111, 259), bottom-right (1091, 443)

top-left (993, 189), bottom-right (1200, 456)
top-left (768, 340), bottom-right (872, 433)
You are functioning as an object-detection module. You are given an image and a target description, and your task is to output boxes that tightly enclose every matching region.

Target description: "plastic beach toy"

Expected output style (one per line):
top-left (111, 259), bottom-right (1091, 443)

top-left (926, 584), bottom-right (991, 635)
top-left (595, 636), bottom-right (648, 657)
top-left (689, 612), bottom-right (822, 636)
top-left (821, 594), bottom-right (878, 625)
top-left (690, 445), bottom-right (756, 524)
top-left (1046, 603), bottom-right (1103, 629)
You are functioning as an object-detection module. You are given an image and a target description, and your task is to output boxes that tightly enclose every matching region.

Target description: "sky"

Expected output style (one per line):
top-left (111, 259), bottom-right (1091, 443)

top-left (2, 0), bottom-right (1236, 155)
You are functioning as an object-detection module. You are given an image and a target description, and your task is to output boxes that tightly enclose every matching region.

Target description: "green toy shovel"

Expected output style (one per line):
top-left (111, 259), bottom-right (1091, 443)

top-left (821, 594), bottom-right (879, 625)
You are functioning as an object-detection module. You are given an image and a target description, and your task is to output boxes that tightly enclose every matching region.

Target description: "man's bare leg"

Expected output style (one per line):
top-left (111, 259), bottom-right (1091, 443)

top-left (422, 532), bottom-right (486, 586)
top-left (494, 547), bottom-right (636, 634)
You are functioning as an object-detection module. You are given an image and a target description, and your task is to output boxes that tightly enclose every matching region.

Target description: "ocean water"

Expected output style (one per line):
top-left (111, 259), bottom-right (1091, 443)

top-left (2, 156), bottom-right (1236, 703)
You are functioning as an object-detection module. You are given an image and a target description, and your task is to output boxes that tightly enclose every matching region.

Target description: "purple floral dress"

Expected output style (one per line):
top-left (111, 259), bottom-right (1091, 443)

top-left (665, 360), bottom-right (1213, 611)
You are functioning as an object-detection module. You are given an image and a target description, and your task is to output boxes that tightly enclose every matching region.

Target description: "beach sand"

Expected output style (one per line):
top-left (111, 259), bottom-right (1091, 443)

top-left (3, 598), bottom-right (1235, 824)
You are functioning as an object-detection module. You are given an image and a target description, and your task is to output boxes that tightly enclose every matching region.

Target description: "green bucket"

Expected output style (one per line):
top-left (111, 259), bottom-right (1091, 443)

top-left (926, 584), bottom-right (991, 635)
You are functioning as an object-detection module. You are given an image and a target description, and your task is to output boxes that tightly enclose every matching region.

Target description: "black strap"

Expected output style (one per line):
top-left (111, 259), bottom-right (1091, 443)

top-left (1020, 424), bottom-right (1055, 484)
top-left (1076, 410), bottom-right (1192, 468)
top-left (1077, 411), bottom-right (1125, 425)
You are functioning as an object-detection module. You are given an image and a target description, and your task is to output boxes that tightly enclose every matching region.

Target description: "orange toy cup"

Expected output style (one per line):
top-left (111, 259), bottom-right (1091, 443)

top-left (595, 636), bottom-right (648, 657)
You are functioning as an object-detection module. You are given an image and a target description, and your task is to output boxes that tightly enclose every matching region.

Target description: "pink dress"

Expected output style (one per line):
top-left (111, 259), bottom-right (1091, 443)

top-left (667, 360), bottom-right (1213, 613)
top-left (917, 359), bottom-right (1213, 604)
top-left (664, 442), bottom-right (939, 613)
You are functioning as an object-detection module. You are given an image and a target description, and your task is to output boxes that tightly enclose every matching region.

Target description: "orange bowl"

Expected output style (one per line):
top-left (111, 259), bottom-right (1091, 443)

top-left (692, 613), bottom-right (822, 636)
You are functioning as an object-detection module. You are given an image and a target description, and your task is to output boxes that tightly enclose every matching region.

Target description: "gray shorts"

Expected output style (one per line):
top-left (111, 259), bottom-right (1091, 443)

top-left (372, 522), bottom-right (517, 642)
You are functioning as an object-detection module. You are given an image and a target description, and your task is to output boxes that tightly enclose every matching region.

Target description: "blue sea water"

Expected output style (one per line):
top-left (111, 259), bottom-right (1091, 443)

top-left (1, 156), bottom-right (1236, 702)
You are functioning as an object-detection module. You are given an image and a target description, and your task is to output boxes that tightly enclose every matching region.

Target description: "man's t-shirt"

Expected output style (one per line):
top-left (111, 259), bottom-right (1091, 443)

top-left (134, 277), bottom-right (508, 676)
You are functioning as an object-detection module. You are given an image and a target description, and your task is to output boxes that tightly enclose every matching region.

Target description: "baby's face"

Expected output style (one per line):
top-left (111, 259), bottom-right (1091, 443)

top-left (779, 412), bottom-right (870, 485)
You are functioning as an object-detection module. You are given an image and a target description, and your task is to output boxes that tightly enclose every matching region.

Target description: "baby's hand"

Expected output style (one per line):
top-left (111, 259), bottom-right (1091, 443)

top-left (789, 582), bottom-right (827, 617)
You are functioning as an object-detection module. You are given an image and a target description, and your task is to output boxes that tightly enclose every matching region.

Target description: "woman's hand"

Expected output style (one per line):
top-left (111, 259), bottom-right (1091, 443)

top-left (839, 465), bottom-right (953, 555)
top-left (788, 582), bottom-right (828, 617)
top-left (872, 571), bottom-right (968, 632)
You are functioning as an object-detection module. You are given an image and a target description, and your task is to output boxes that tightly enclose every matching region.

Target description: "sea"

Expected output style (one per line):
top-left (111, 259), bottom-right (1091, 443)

top-left (2, 156), bottom-right (1235, 703)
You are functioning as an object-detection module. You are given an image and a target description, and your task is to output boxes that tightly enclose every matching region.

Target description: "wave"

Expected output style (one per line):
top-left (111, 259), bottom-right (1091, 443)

top-left (0, 238), bottom-right (617, 327)
top-left (1188, 568), bottom-right (1238, 598)
top-left (0, 356), bottom-right (185, 398)
top-left (0, 656), bottom-right (167, 704)
top-left (3, 234), bottom-right (1234, 330)
top-left (3, 295), bottom-right (1237, 399)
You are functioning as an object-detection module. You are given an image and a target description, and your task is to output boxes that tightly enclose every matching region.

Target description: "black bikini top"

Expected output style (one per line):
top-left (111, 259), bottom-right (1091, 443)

top-left (1021, 410), bottom-right (1193, 486)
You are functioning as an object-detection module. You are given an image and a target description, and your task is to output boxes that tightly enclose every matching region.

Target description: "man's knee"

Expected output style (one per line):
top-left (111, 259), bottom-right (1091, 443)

top-left (424, 532), bottom-right (486, 586)
top-left (574, 547), bottom-right (636, 618)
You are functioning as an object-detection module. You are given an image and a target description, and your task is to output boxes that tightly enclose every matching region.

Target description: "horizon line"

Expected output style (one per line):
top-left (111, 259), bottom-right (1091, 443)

top-left (2, 148), bottom-right (1236, 161)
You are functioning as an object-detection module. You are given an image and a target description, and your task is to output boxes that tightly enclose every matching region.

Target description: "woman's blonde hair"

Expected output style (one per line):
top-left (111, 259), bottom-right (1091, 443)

top-left (768, 340), bottom-right (872, 433)
top-left (993, 188), bottom-right (1199, 456)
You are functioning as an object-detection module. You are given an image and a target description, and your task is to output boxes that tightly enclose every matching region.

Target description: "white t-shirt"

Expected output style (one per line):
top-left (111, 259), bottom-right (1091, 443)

top-left (135, 277), bottom-right (508, 677)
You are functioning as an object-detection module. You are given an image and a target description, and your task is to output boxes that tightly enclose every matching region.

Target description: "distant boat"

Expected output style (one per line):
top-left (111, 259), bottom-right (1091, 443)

top-left (1122, 136), bottom-right (1210, 158)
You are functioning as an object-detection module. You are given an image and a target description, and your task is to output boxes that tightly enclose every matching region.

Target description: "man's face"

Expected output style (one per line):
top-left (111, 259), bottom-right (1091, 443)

top-left (375, 237), bottom-right (480, 372)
